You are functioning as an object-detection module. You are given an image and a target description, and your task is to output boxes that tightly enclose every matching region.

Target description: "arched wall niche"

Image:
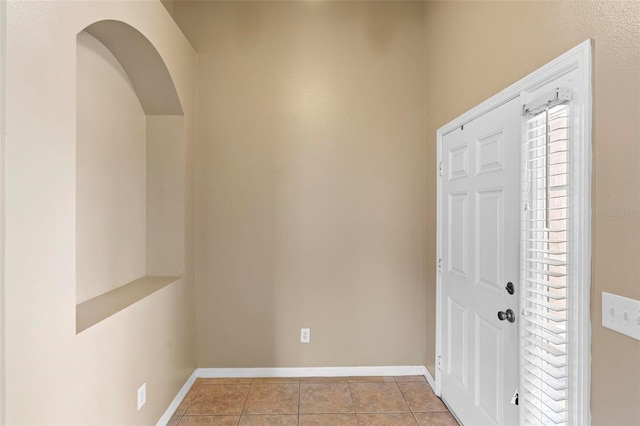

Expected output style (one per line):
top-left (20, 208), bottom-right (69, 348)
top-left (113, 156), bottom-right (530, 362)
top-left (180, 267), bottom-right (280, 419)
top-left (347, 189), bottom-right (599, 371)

top-left (83, 19), bottom-right (183, 115)
top-left (75, 19), bottom-right (185, 334)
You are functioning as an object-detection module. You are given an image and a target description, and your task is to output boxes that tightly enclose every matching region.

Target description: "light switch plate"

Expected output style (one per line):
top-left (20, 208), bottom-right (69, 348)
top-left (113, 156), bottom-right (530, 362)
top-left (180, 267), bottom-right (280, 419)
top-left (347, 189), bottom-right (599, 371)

top-left (602, 292), bottom-right (640, 341)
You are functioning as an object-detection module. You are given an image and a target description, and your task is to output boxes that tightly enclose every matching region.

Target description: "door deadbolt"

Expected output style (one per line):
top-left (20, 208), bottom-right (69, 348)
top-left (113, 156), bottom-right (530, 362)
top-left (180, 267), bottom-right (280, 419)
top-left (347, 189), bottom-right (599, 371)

top-left (497, 309), bottom-right (516, 323)
top-left (505, 282), bottom-right (515, 295)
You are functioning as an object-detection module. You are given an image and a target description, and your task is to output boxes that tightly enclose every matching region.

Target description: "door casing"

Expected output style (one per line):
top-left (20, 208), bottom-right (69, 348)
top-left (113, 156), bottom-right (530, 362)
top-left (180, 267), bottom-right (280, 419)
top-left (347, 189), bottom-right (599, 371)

top-left (435, 40), bottom-right (593, 425)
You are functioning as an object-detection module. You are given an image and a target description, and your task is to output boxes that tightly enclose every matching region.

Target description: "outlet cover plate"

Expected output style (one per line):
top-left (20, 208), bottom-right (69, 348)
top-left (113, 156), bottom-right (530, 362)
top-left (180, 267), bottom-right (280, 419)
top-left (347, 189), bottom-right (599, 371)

top-left (300, 328), bottom-right (310, 343)
top-left (602, 292), bottom-right (640, 341)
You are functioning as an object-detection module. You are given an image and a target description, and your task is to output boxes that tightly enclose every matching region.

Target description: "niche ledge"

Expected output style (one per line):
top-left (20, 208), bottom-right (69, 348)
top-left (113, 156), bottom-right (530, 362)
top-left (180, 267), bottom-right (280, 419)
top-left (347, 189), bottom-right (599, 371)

top-left (76, 275), bottom-right (180, 334)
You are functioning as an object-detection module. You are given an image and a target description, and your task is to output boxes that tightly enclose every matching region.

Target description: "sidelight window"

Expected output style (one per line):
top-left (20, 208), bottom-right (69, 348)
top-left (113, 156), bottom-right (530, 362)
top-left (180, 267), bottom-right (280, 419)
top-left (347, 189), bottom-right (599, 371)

top-left (520, 90), bottom-right (573, 425)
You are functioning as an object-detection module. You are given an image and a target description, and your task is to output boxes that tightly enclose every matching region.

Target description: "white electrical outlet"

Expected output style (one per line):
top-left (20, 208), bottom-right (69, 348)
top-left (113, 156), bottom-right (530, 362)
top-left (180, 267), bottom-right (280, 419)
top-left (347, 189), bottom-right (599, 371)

top-left (300, 327), bottom-right (310, 343)
top-left (137, 383), bottom-right (146, 410)
top-left (602, 292), bottom-right (640, 341)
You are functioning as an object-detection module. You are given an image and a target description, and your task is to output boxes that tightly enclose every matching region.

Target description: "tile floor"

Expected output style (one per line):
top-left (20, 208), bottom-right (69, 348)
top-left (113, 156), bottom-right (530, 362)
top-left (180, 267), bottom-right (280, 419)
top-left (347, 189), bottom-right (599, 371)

top-left (167, 376), bottom-right (458, 426)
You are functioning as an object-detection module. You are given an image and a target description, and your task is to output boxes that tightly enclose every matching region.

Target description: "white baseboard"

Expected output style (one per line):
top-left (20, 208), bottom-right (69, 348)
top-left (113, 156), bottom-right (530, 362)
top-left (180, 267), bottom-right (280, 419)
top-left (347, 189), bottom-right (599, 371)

top-left (196, 365), bottom-right (426, 378)
top-left (156, 369), bottom-right (198, 426)
top-left (422, 366), bottom-right (436, 392)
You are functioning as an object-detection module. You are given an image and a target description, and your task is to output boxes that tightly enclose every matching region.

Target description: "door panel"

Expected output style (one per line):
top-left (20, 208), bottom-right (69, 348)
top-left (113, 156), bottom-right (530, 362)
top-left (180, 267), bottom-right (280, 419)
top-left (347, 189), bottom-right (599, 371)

top-left (476, 189), bottom-right (503, 290)
top-left (441, 97), bottom-right (521, 426)
top-left (449, 143), bottom-right (469, 180)
top-left (447, 296), bottom-right (468, 388)
top-left (448, 192), bottom-right (468, 278)
top-left (476, 130), bottom-right (504, 175)
top-left (475, 313), bottom-right (503, 425)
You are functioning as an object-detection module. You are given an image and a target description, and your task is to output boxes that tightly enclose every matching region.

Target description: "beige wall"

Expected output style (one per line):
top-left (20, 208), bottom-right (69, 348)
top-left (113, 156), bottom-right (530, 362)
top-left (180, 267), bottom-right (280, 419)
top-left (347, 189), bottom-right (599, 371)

top-left (423, 2), bottom-right (640, 424)
top-left (161, 0), bottom-right (174, 18)
top-left (0, 0), bottom-right (5, 422)
top-left (146, 115), bottom-right (186, 277)
top-left (174, 1), bottom-right (428, 368)
top-left (76, 31), bottom-right (147, 304)
top-left (5, 1), bottom-right (196, 424)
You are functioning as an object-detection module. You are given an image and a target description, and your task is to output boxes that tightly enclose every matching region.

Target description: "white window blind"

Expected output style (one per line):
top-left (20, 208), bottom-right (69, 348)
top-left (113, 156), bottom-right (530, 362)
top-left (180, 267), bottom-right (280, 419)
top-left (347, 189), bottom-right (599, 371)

top-left (520, 98), bottom-right (572, 425)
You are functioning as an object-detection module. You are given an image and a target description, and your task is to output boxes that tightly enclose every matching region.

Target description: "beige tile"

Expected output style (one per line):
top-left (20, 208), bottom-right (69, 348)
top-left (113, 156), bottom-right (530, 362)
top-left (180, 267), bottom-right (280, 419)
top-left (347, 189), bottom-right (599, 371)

top-left (299, 413), bottom-right (358, 425)
top-left (357, 413), bottom-right (418, 425)
top-left (167, 414), bottom-right (182, 426)
top-left (394, 375), bottom-right (427, 383)
top-left (347, 376), bottom-right (396, 383)
top-left (175, 380), bottom-right (205, 415)
top-left (299, 376), bottom-right (349, 383)
top-left (397, 382), bottom-right (447, 412)
top-left (243, 384), bottom-right (299, 414)
top-left (175, 399), bottom-right (191, 416)
top-left (204, 378), bottom-right (253, 385)
top-left (185, 384), bottom-right (250, 415)
top-left (350, 383), bottom-right (410, 413)
top-left (179, 416), bottom-right (240, 426)
top-left (251, 377), bottom-right (299, 384)
top-left (414, 412), bottom-right (459, 425)
top-left (239, 415), bottom-right (298, 425)
top-left (300, 383), bottom-right (354, 414)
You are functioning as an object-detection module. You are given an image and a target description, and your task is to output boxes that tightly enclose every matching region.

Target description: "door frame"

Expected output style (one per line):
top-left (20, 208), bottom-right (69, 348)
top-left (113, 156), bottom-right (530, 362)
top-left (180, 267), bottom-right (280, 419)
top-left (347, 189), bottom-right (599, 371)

top-left (435, 40), bottom-right (592, 424)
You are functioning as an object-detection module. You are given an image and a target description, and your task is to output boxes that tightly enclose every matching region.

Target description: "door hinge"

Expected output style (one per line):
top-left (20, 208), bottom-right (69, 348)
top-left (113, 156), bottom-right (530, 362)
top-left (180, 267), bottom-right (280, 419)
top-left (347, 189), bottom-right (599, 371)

top-left (438, 161), bottom-right (443, 177)
top-left (437, 258), bottom-right (442, 273)
top-left (437, 355), bottom-right (443, 371)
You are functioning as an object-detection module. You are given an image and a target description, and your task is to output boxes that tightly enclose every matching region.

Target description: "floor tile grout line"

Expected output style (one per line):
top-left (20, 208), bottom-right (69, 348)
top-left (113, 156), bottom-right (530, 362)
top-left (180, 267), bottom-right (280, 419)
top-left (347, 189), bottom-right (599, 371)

top-left (395, 380), bottom-right (416, 415)
top-left (238, 380), bottom-right (253, 422)
top-left (395, 374), bottom-right (419, 423)
top-left (297, 382), bottom-right (301, 426)
top-left (396, 380), bottom-right (420, 425)
top-left (179, 378), bottom-right (204, 419)
top-left (347, 381), bottom-right (361, 426)
top-left (399, 380), bottom-right (449, 414)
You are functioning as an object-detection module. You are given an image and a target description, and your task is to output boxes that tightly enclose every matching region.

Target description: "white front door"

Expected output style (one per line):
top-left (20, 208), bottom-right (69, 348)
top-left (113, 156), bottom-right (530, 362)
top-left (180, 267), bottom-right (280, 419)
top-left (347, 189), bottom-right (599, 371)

top-left (440, 97), bottom-right (521, 425)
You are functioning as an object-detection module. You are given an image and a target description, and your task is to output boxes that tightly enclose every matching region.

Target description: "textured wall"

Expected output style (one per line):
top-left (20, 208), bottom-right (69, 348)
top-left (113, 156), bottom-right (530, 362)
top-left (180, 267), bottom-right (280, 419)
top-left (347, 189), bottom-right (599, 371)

top-left (4, 1), bottom-right (197, 423)
top-left (423, 2), bottom-right (640, 424)
top-left (175, 1), bottom-right (428, 368)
